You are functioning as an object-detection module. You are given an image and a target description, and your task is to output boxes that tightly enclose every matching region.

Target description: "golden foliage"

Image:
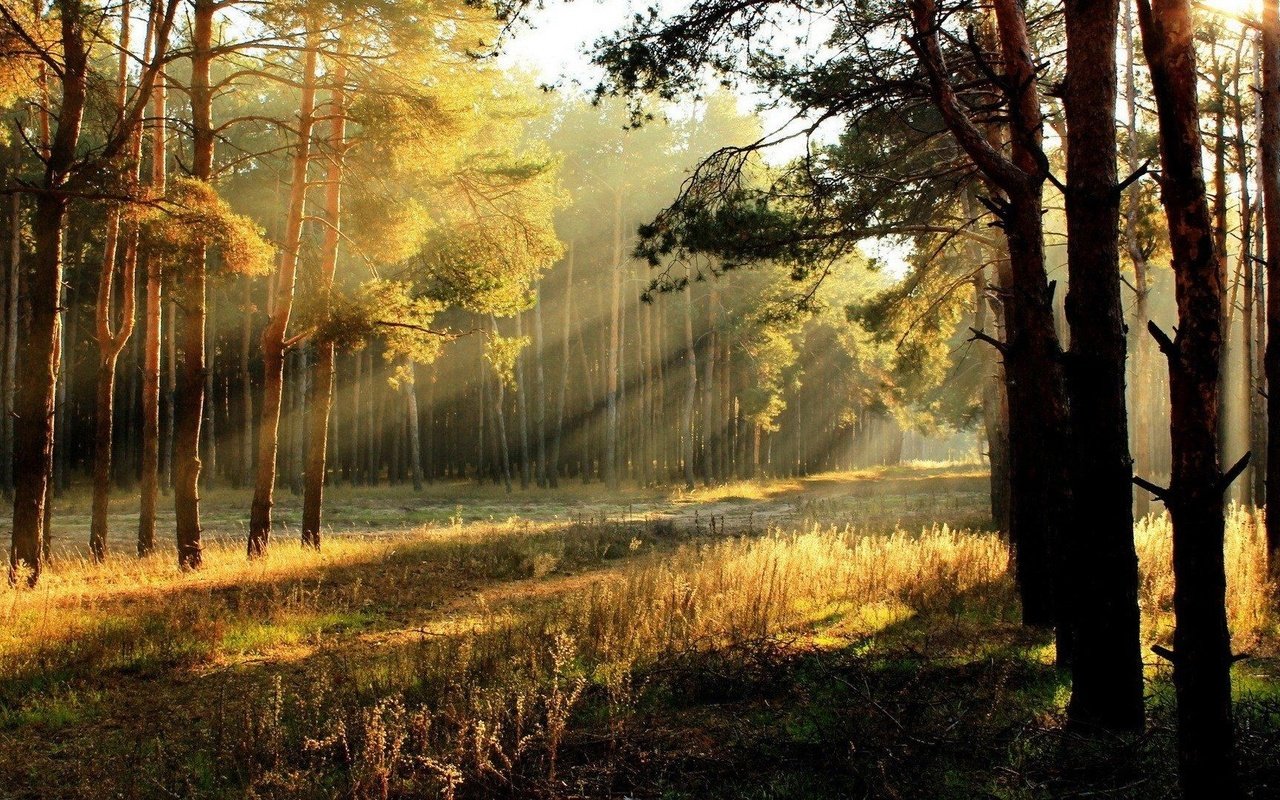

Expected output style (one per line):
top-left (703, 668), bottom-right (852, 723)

top-left (140, 178), bottom-right (274, 276)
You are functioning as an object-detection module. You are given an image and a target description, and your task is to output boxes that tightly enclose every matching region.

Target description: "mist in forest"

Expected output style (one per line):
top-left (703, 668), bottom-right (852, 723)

top-left (2, 0), bottom-right (1279, 798)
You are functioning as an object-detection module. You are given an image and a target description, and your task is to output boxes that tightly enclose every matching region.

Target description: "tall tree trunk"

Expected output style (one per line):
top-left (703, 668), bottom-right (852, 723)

top-left (974, 255), bottom-right (1010, 533)
top-left (171, 0), bottom-right (218, 569)
top-left (302, 59), bottom-right (346, 547)
top-left (1124, 0), bottom-right (1155, 521)
top-left (239, 278), bottom-right (253, 486)
top-left (1234, 52), bottom-right (1257, 507)
top-left (248, 33), bottom-right (319, 557)
top-left (289, 344), bottom-right (307, 494)
top-left (910, 0), bottom-right (1071, 649)
top-left (534, 285), bottom-right (548, 487)
top-left (404, 357), bottom-right (423, 491)
top-left (605, 192), bottom-right (623, 488)
top-left (2, 150), bottom-right (20, 499)
top-left (2, 175), bottom-right (18, 497)
top-left (10, 5), bottom-right (89, 584)
top-left (138, 13), bottom-right (167, 553)
top-left (515, 311), bottom-right (531, 489)
top-left (549, 246), bottom-right (573, 487)
top-left (703, 285), bottom-right (718, 484)
top-left (682, 263), bottom-right (698, 490)
top-left (163, 297), bottom-right (175, 492)
top-left (1061, 0), bottom-right (1144, 732)
top-left (203, 303), bottom-right (218, 490)
top-left (1253, 45), bottom-right (1268, 507)
top-left (1264, 0), bottom-right (1280, 573)
top-left (1138, 0), bottom-right (1241, 794)
top-left (489, 316), bottom-right (513, 492)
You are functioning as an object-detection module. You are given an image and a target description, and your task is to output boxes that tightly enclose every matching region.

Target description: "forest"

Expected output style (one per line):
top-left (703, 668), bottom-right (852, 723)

top-left (1, 0), bottom-right (1279, 797)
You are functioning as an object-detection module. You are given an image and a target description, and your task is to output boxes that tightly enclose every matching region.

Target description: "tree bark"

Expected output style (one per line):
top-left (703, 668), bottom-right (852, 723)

top-left (248, 32), bottom-right (319, 557)
top-left (910, 0), bottom-right (1072, 652)
top-left (605, 192), bottom-right (623, 488)
top-left (548, 246), bottom-right (573, 488)
top-left (172, 0), bottom-right (217, 570)
top-left (534, 284), bottom-right (548, 486)
top-left (1138, 0), bottom-right (1241, 794)
top-left (10, 3), bottom-right (89, 584)
top-left (137, 40), bottom-right (166, 554)
top-left (2, 178), bottom-right (17, 498)
top-left (404, 357), bottom-right (423, 491)
top-left (1061, 0), bottom-right (1144, 732)
top-left (1263, 0), bottom-right (1280, 574)
top-left (302, 58), bottom-right (346, 547)
top-left (515, 311), bottom-right (532, 489)
top-left (682, 263), bottom-right (698, 490)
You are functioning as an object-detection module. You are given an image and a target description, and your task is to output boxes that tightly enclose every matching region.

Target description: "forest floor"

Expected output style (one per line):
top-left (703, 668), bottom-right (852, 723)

top-left (1, 466), bottom-right (1278, 799)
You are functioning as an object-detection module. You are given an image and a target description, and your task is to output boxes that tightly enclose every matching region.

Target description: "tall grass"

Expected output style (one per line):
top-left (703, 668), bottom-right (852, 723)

top-left (1135, 504), bottom-right (1275, 650)
top-left (1, 501), bottom-right (1274, 798)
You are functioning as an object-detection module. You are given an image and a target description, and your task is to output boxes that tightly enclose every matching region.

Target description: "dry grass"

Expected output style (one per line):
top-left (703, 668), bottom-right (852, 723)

top-left (0, 472), bottom-right (1276, 798)
top-left (1135, 504), bottom-right (1277, 652)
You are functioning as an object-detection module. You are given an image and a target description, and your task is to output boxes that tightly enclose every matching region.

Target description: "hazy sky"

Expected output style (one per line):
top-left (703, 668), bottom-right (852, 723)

top-left (498, 0), bottom-right (910, 275)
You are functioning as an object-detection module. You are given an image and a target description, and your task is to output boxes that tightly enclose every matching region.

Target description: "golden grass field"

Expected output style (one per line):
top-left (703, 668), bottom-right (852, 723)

top-left (1, 466), bottom-right (1276, 799)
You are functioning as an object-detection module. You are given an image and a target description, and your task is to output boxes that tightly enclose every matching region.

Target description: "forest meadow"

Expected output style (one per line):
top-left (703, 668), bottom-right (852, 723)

top-left (1, 0), bottom-right (1280, 797)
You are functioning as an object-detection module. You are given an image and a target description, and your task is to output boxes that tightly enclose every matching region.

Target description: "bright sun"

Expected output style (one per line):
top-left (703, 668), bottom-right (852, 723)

top-left (1198, 0), bottom-right (1258, 16)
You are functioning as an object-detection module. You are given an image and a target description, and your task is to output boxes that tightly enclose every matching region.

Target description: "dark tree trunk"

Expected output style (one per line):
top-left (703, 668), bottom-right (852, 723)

top-left (910, 0), bottom-right (1071, 654)
top-left (1061, 0), bottom-right (1144, 732)
top-left (1139, 0), bottom-right (1242, 794)
top-left (10, 4), bottom-right (89, 583)
top-left (12, 192), bottom-right (69, 583)
top-left (3, 186), bottom-right (18, 498)
top-left (1263, 0), bottom-right (1280, 574)
top-left (682, 262), bottom-right (698, 490)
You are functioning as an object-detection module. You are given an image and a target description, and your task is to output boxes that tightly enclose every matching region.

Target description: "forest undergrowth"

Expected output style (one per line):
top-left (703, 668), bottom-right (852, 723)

top-left (1, 467), bottom-right (1277, 799)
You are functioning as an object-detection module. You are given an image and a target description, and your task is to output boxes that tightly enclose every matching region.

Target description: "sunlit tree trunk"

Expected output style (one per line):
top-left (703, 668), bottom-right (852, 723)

top-left (1139, 0), bottom-right (1241, 793)
top-left (248, 32), bottom-right (319, 557)
top-left (702, 284), bottom-right (718, 485)
top-left (489, 316), bottom-right (513, 492)
top-left (605, 191), bottom-right (623, 488)
top-left (549, 246), bottom-right (574, 487)
top-left (1210, 52), bottom-right (1236, 470)
top-left (404, 357), bottom-right (423, 490)
top-left (1234, 51), bottom-right (1257, 507)
top-left (172, 0), bottom-right (217, 569)
top-left (365, 348), bottom-right (376, 484)
top-left (534, 285), bottom-right (548, 486)
top-left (1123, 0), bottom-right (1154, 521)
top-left (137, 62), bottom-right (164, 552)
top-left (302, 59), bottom-right (347, 547)
top-left (515, 311), bottom-right (532, 489)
